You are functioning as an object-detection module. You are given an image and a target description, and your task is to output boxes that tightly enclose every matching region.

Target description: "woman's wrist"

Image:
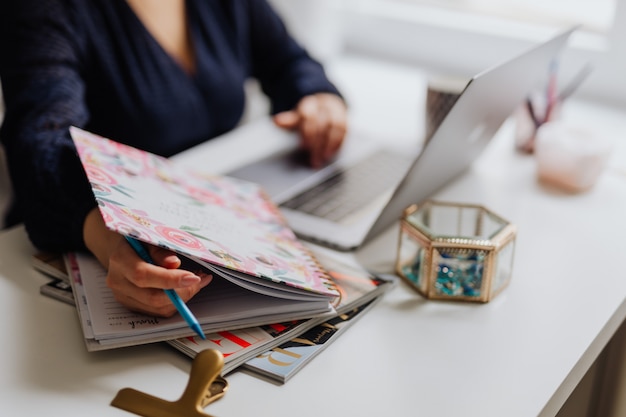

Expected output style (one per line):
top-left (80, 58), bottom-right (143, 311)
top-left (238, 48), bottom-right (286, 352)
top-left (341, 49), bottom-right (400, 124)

top-left (82, 207), bottom-right (123, 269)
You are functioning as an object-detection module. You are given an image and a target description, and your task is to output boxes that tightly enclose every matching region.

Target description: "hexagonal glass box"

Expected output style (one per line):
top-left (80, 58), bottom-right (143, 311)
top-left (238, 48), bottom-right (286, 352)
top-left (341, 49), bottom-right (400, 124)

top-left (395, 200), bottom-right (516, 302)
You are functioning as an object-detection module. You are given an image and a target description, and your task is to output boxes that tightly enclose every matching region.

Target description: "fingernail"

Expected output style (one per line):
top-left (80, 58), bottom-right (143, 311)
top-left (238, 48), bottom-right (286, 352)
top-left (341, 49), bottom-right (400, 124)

top-left (180, 274), bottom-right (201, 286)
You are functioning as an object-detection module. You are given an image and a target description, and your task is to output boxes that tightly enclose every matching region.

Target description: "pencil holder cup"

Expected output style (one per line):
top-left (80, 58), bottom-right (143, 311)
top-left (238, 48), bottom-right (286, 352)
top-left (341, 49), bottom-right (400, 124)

top-left (395, 200), bottom-right (517, 302)
top-left (514, 93), bottom-right (561, 154)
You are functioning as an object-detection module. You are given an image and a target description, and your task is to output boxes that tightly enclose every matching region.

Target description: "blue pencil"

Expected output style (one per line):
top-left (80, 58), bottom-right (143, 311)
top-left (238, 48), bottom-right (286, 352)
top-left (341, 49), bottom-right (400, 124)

top-left (123, 236), bottom-right (206, 340)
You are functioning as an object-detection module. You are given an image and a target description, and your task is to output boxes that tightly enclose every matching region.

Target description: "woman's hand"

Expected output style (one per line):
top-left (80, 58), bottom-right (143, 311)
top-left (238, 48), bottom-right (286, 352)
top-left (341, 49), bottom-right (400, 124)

top-left (83, 208), bottom-right (212, 317)
top-left (273, 93), bottom-right (348, 168)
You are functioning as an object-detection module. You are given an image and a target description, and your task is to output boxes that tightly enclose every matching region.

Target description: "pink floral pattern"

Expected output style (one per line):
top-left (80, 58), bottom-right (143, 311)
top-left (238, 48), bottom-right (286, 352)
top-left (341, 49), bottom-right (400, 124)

top-left (70, 127), bottom-right (338, 298)
top-left (155, 225), bottom-right (205, 252)
top-left (85, 165), bottom-right (117, 185)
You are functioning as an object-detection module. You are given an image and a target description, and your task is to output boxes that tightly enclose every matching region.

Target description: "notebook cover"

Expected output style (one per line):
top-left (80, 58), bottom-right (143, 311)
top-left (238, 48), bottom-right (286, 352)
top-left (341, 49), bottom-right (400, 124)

top-left (70, 126), bottom-right (338, 298)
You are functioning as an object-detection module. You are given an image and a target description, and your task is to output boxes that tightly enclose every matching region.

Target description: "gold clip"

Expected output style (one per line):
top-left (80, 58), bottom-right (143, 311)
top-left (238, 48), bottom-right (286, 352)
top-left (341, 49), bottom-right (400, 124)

top-left (111, 349), bottom-right (228, 417)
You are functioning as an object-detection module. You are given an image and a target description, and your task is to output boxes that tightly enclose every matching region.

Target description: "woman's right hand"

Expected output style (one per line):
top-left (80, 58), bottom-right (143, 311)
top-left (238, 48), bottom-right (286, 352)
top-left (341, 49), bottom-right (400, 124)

top-left (273, 93), bottom-right (348, 168)
top-left (82, 208), bottom-right (212, 317)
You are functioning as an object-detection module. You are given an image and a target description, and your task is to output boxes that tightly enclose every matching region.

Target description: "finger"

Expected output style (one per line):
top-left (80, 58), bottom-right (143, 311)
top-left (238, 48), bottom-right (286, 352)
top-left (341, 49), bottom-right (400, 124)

top-left (169, 274), bottom-right (213, 303)
top-left (323, 102), bottom-right (348, 160)
top-left (107, 268), bottom-right (213, 317)
top-left (135, 263), bottom-right (203, 289)
top-left (324, 122), bottom-right (346, 160)
top-left (114, 244), bottom-right (202, 289)
top-left (309, 98), bottom-right (346, 165)
top-left (303, 107), bottom-right (331, 167)
top-left (113, 284), bottom-right (179, 317)
top-left (311, 108), bottom-right (331, 168)
top-left (273, 111), bottom-right (300, 129)
top-left (297, 96), bottom-right (321, 155)
top-left (144, 275), bottom-right (214, 317)
top-left (148, 245), bottom-right (182, 269)
top-left (132, 242), bottom-right (210, 286)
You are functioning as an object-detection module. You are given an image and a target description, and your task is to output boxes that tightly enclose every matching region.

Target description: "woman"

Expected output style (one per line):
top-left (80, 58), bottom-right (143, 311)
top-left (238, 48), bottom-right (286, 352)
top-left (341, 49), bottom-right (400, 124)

top-left (0, 0), bottom-right (347, 316)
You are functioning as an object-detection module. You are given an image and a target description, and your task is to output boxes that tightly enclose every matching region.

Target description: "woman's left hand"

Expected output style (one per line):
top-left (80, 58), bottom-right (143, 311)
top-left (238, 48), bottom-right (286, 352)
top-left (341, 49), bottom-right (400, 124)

top-left (273, 93), bottom-right (348, 168)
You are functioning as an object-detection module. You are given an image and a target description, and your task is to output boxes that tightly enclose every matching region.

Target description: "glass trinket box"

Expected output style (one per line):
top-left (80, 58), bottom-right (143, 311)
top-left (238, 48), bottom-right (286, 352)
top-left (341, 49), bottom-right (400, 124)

top-left (395, 200), bottom-right (517, 302)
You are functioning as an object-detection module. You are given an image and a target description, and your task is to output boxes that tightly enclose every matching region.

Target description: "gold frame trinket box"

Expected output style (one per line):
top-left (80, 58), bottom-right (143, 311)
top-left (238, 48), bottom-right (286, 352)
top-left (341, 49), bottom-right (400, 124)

top-left (396, 200), bottom-right (517, 302)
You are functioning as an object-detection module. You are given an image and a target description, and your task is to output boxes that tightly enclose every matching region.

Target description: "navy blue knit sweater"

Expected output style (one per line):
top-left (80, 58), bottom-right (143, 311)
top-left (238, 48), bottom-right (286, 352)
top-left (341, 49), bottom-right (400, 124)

top-left (0, 0), bottom-right (341, 251)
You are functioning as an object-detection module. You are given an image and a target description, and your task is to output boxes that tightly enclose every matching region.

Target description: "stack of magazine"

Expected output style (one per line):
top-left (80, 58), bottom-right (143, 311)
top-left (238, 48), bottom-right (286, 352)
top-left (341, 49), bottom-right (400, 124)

top-left (166, 249), bottom-right (394, 378)
top-left (36, 248), bottom-right (394, 381)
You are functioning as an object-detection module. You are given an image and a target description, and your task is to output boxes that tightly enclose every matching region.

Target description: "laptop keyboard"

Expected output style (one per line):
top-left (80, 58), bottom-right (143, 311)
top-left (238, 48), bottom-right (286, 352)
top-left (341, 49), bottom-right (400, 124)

top-left (281, 150), bottom-right (413, 222)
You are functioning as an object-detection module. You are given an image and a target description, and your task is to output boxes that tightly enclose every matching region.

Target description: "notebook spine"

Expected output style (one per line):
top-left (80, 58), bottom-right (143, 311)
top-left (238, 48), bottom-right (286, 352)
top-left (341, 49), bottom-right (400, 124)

top-left (259, 189), bottom-right (338, 295)
top-left (304, 248), bottom-right (338, 293)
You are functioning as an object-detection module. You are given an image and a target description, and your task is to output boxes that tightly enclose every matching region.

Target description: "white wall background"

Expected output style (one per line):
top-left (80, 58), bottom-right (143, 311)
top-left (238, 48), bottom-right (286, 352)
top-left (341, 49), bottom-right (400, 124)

top-left (271, 0), bottom-right (626, 107)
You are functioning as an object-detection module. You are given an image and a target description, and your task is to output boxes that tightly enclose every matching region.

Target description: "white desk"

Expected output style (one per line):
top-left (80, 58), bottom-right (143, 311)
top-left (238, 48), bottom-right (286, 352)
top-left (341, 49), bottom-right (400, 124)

top-left (1, 55), bottom-right (626, 417)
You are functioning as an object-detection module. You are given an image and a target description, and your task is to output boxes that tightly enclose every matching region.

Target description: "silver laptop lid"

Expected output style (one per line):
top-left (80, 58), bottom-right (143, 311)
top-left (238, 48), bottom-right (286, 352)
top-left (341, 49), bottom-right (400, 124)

top-left (364, 26), bottom-right (576, 244)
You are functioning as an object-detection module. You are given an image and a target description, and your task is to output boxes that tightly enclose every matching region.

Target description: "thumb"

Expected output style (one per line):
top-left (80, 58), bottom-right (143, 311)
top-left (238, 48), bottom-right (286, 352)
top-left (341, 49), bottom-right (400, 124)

top-left (273, 110), bottom-right (300, 129)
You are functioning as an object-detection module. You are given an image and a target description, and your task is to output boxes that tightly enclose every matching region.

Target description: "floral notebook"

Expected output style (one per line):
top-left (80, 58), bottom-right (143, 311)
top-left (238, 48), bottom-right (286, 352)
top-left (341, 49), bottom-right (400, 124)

top-left (70, 127), bottom-right (339, 301)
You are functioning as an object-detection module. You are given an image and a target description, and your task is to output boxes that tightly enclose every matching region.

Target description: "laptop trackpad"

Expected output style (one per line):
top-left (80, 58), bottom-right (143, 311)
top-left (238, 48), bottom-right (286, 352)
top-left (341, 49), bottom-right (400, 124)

top-left (227, 148), bottom-right (340, 204)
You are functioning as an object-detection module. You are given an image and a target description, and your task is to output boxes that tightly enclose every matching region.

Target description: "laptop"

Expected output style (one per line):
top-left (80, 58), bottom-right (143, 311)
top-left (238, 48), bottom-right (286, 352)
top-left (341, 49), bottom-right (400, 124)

top-left (229, 27), bottom-right (576, 251)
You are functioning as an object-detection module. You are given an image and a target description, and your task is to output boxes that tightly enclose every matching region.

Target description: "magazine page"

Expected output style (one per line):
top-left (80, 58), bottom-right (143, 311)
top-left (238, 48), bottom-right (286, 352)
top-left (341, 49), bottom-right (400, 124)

top-left (242, 298), bottom-right (381, 383)
top-left (169, 320), bottom-right (312, 375)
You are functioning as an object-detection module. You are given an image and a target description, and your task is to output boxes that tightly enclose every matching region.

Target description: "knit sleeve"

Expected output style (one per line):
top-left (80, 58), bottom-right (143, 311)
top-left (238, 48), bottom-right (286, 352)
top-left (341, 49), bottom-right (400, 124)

top-left (241, 0), bottom-right (343, 113)
top-left (0, 0), bottom-right (96, 252)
